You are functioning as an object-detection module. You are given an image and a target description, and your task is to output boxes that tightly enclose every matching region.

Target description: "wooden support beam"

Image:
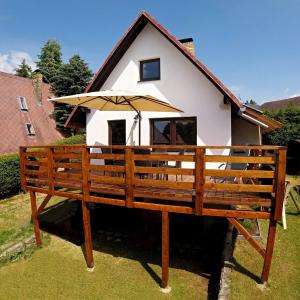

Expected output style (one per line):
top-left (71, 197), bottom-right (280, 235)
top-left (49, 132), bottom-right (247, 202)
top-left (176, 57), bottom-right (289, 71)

top-left (81, 201), bottom-right (94, 268)
top-left (195, 148), bottom-right (205, 216)
top-left (161, 211), bottom-right (170, 289)
top-left (37, 194), bottom-right (52, 215)
top-left (261, 219), bottom-right (277, 283)
top-left (30, 191), bottom-right (42, 246)
top-left (81, 147), bottom-right (94, 268)
top-left (274, 149), bottom-right (287, 220)
top-left (228, 218), bottom-right (266, 258)
top-left (125, 148), bottom-right (134, 208)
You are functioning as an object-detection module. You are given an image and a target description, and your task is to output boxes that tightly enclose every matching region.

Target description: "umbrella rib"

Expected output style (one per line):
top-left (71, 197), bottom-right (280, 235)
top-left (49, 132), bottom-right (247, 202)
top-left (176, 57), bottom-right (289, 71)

top-left (76, 96), bottom-right (101, 106)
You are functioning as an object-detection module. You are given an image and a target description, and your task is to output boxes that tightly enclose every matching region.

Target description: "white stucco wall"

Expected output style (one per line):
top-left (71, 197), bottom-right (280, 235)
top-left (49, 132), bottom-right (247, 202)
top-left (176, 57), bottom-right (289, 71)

top-left (87, 23), bottom-right (232, 155)
top-left (232, 117), bottom-right (260, 145)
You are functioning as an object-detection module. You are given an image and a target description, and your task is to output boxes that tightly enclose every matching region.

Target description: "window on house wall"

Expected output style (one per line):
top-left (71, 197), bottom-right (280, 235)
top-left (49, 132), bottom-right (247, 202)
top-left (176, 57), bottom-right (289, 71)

top-left (108, 120), bottom-right (126, 145)
top-left (150, 117), bottom-right (197, 145)
top-left (17, 96), bottom-right (28, 111)
top-left (25, 123), bottom-right (35, 136)
top-left (140, 58), bottom-right (160, 81)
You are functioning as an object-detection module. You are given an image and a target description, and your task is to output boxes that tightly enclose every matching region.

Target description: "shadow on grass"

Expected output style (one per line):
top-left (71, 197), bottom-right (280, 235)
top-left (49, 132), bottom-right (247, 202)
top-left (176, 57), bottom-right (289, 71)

top-left (39, 199), bottom-right (227, 300)
top-left (231, 257), bottom-right (260, 283)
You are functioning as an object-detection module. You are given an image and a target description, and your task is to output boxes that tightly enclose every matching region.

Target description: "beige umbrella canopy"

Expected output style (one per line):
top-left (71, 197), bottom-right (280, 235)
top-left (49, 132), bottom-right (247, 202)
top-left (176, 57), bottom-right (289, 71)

top-left (49, 90), bottom-right (183, 145)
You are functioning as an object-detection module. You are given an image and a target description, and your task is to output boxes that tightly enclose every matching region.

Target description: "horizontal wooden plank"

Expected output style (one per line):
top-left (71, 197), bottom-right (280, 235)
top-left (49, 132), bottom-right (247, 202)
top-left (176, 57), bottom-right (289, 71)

top-left (89, 164), bottom-right (125, 172)
top-left (133, 154), bottom-right (195, 162)
top-left (205, 155), bottom-right (275, 164)
top-left (53, 153), bottom-right (81, 159)
top-left (90, 174), bottom-right (125, 184)
top-left (133, 202), bottom-right (194, 214)
top-left (134, 178), bottom-right (194, 189)
top-left (53, 172), bottom-right (82, 180)
top-left (89, 196), bottom-right (125, 207)
top-left (54, 180), bottom-right (82, 190)
top-left (90, 184), bottom-right (125, 196)
top-left (134, 189), bottom-right (193, 202)
top-left (24, 161), bottom-right (47, 167)
top-left (25, 178), bottom-right (48, 185)
top-left (205, 182), bottom-right (274, 193)
top-left (89, 153), bottom-right (125, 160)
top-left (205, 169), bottom-right (275, 178)
top-left (202, 208), bottom-right (270, 219)
top-left (53, 162), bottom-right (82, 169)
top-left (53, 148), bottom-right (82, 154)
top-left (86, 145), bottom-right (285, 150)
top-left (24, 169), bottom-right (48, 176)
top-left (24, 151), bottom-right (47, 157)
top-left (134, 166), bottom-right (194, 175)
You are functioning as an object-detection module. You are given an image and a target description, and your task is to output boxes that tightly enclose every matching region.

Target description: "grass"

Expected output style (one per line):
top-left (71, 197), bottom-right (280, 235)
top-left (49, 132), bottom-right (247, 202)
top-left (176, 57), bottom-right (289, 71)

top-left (0, 192), bottom-right (221, 299)
top-left (230, 175), bottom-right (300, 300)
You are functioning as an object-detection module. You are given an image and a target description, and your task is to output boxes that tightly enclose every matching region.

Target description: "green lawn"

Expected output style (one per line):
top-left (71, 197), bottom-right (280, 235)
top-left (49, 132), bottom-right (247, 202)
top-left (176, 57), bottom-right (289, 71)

top-left (230, 176), bottom-right (300, 300)
top-left (0, 193), bottom-right (211, 300)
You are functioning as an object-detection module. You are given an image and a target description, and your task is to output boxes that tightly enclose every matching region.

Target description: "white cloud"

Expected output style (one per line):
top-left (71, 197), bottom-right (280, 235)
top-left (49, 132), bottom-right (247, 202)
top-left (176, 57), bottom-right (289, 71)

top-left (0, 51), bottom-right (36, 74)
top-left (229, 85), bottom-right (242, 92)
top-left (289, 93), bottom-right (300, 98)
top-left (284, 87), bottom-right (290, 94)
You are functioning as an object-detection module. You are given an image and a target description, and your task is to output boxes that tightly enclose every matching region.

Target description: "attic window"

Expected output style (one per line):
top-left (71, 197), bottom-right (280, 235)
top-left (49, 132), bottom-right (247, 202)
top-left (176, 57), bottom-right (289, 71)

top-left (140, 58), bottom-right (160, 81)
top-left (17, 96), bottom-right (28, 111)
top-left (25, 123), bottom-right (35, 136)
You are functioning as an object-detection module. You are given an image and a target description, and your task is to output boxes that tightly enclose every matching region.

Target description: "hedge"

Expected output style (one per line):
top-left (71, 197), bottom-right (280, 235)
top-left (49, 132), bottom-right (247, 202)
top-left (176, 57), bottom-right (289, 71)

top-left (0, 134), bottom-right (86, 199)
top-left (53, 134), bottom-right (86, 145)
top-left (0, 153), bottom-right (21, 198)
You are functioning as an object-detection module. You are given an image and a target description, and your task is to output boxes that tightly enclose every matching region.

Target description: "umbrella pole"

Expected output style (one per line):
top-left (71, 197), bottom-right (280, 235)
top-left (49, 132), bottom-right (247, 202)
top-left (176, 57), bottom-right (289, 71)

top-left (138, 111), bottom-right (141, 146)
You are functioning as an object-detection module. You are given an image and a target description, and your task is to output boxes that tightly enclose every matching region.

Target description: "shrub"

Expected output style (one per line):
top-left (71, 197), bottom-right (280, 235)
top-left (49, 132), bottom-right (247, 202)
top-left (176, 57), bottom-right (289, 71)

top-left (53, 134), bottom-right (86, 145)
top-left (0, 153), bottom-right (21, 199)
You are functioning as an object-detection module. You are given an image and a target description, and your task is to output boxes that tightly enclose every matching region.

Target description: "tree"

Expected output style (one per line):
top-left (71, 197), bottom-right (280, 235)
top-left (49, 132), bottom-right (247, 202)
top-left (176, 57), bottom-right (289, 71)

top-left (51, 55), bottom-right (93, 134)
top-left (36, 39), bottom-right (62, 83)
top-left (15, 59), bottom-right (32, 78)
top-left (263, 106), bottom-right (300, 145)
top-left (245, 99), bottom-right (258, 105)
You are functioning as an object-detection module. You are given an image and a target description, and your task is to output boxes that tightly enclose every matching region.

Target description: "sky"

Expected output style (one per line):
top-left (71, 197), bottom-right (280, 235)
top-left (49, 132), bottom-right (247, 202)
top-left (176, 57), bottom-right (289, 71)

top-left (0, 0), bottom-right (299, 104)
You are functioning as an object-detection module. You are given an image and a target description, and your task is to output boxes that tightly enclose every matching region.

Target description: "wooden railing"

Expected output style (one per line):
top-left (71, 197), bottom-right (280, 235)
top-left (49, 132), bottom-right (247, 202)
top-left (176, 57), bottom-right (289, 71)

top-left (19, 145), bottom-right (286, 220)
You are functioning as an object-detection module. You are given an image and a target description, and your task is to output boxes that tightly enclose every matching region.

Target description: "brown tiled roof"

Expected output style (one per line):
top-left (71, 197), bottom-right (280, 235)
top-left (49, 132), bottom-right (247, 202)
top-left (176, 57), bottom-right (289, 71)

top-left (260, 96), bottom-right (300, 110)
top-left (0, 71), bottom-right (63, 154)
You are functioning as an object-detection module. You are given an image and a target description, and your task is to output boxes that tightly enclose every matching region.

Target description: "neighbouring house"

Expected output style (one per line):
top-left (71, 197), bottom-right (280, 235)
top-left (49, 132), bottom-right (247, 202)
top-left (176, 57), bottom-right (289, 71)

top-left (0, 71), bottom-right (63, 154)
top-left (66, 11), bottom-right (281, 151)
top-left (260, 95), bottom-right (300, 110)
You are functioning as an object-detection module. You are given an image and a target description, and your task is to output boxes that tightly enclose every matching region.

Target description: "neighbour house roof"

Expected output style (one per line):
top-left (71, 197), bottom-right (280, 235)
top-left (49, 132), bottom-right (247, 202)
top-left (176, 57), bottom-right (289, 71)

top-left (0, 71), bottom-right (63, 153)
top-left (260, 96), bottom-right (300, 110)
top-left (65, 11), bottom-right (243, 128)
top-left (241, 105), bottom-right (282, 132)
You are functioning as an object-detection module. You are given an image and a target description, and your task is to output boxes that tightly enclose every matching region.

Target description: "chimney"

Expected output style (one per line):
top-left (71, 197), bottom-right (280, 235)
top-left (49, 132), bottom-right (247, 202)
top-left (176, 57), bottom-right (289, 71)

top-left (178, 38), bottom-right (195, 56)
top-left (32, 71), bottom-right (43, 105)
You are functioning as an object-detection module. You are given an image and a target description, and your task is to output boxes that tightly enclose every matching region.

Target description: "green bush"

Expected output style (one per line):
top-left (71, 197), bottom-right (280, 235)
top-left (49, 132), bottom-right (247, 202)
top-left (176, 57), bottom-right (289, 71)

top-left (53, 134), bottom-right (86, 145)
top-left (0, 153), bottom-right (21, 199)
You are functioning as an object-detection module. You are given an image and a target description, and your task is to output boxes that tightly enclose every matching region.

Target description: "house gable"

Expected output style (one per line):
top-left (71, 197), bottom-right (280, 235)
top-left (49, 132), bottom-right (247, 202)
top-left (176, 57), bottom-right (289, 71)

top-left (65, 11), bottom-right (242, 128)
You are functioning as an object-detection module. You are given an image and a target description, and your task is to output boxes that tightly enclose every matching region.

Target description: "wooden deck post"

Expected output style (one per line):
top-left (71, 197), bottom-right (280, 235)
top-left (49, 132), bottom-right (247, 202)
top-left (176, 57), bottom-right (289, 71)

top-left (274, 149), bottom-right (287, 221)
top-left (125, 148), bottom-right (134, 208)
top-left (81, 201), bottom-right (94, 268)
top-left (81, 146), bottom-right (94, 269)
top-left (30, 191), bottom-right (42, 246)
top-left (161, 211), bottom-right (170, 289)
top-left (261, 219), bottom-right (277, 283)
top-left (195, 148), bottom-right (205, 216)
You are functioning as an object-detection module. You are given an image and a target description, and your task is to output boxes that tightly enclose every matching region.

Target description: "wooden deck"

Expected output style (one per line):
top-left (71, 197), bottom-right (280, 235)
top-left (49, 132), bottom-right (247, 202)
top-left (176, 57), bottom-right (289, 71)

top-left (19, 144), bottom-right (286, 288)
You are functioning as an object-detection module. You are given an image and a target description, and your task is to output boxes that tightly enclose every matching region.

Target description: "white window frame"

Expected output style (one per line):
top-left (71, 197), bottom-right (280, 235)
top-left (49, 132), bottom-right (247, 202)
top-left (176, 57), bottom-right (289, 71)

top-left (17, 96), bottom-right (28, 111)
top-left (25, 123), bottom-right (35, 136)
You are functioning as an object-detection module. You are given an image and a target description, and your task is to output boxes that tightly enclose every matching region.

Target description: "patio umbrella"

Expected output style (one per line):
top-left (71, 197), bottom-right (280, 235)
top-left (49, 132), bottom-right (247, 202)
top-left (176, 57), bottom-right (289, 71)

top-left (49, 90), bottom-right (183, 145)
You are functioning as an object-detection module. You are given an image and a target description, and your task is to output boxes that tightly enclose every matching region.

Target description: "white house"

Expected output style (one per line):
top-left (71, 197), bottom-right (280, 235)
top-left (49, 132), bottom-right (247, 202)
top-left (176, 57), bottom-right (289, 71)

top-left (66, 11), bottom-right (280, 151)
